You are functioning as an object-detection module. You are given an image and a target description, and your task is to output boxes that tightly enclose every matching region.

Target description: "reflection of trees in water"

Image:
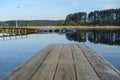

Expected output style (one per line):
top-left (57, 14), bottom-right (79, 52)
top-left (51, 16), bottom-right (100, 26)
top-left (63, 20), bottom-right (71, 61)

top-left (66, 29), bottom-right (120, 46)
top-left (88, 29), bottom-right (120, 45)
top-left (66, 30), bottom-right (87, 42)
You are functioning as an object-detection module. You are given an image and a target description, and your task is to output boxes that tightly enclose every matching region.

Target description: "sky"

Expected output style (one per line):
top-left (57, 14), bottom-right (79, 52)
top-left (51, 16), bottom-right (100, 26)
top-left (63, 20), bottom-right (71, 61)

top-left (0, 0), bottom-right (120, 21)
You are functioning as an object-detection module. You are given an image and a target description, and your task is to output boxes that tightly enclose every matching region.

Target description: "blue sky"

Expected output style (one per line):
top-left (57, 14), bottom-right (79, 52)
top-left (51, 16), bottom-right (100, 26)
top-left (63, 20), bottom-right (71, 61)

top-left (0, 0), bottom-right (120, 21)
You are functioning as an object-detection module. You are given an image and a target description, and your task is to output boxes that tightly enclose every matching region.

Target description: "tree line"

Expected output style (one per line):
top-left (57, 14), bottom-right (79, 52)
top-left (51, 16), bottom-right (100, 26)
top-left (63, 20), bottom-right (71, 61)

top-left (0, 20), bottom-right (64, 26)
top-left (65, 8), bottom-right (120, 26)
top-left (0, 8), bottom-right (120, 26)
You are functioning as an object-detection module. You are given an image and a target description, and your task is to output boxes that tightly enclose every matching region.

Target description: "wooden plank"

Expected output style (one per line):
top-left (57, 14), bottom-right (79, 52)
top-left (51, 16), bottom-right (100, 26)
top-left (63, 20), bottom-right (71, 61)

top-left (71, 44), bottom-right (100, 80)
top-left (4, 44), bottom-right (56, 80)
top-left (54, 44), bottom-right (76, 80)
top-left (31, 44), bottom-right (63, 80)
top-left (4, 44), bottom-right (120, 80)
top-left (79, 44), bottom-right (120, 80)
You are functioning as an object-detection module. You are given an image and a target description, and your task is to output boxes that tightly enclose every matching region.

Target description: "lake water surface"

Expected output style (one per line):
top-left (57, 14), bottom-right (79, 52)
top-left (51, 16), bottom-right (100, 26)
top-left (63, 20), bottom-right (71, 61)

top-left (0, 29), bottom-right (120, 79)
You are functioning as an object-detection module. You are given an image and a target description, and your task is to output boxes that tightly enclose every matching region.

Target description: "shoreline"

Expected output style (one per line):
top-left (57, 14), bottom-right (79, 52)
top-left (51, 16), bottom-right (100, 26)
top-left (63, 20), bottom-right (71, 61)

top-left (0, 26), bottom-right (120, 29)
top-left (25, 26), bottom-right (120, 29)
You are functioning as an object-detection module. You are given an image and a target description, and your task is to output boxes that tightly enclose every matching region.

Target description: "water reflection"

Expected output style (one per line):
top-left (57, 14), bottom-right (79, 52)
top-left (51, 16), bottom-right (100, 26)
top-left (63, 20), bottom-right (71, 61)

top-left (0, 34), bottom-right (28, 41)
top-left (0, 30), bottom-right (120, 79)
top-left (66, 29), bottom-right (120, 46)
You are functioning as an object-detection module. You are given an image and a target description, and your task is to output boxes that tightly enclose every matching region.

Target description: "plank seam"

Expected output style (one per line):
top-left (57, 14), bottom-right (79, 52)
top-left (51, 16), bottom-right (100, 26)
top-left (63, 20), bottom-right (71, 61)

top-left (30, 45), bottom-right (57, 80)
top-left (71, 45), bottom-right (78, 80)
top-left (3, 45), bottom-right (55, 80)
top-left (78, 44), bottom-right (101, 79)
top-left (87, 46), bottom-right (120, 76)
top-left (53, 44), bottom-right (64, 80)
top-left (85, 45), bottom-right (120, 78)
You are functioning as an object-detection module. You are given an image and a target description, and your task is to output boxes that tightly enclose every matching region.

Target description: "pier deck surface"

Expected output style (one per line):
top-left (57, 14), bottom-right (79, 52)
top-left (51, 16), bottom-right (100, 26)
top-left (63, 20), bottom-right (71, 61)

top-left (4, 44), bottom-right (120, 80)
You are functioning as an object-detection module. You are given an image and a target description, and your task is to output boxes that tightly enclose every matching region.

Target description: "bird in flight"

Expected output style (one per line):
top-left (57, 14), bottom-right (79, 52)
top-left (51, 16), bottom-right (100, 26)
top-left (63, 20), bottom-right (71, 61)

top-left (17, 6), bottom-right (20, 8)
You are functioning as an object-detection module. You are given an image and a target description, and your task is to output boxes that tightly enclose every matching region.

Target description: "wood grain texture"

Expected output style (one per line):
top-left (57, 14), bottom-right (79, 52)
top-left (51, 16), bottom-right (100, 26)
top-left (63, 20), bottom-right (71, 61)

top-left (31, 44), bottom-right (63, 80)
top-left (79, 44), bottom-right (120, 80)
top-left (54, 44), bottom-right (76, 80)
top-left (4, 44), bottom-right (120, 80)
top-left (71, 44), bottom-right (100, 80)
top-left (4, 44), bottom-right (56, 80)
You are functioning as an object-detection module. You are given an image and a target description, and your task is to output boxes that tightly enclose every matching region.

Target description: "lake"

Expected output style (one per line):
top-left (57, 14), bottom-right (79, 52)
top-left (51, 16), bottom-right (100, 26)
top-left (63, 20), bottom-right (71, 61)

top-left (0, 29), bottom-right (120, 79)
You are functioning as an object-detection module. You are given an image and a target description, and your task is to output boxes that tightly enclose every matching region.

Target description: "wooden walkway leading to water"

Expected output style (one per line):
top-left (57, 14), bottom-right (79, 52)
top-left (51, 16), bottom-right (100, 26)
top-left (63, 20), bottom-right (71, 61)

top-left (4, 44), bottom-right (120, 80)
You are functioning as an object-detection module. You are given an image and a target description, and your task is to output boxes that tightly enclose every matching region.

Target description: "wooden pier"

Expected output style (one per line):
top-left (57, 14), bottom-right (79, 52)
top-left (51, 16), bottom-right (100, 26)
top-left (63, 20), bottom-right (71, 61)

top-left (0, 27), bottom-right (38, 36)
top-left (4, 44), bottom-right (120, 80)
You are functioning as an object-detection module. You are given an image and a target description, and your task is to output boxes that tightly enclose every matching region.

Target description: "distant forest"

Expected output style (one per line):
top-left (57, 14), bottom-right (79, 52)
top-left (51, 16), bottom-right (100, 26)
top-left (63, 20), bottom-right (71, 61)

top-left (0, 20), bottom-right (64, 26)
top-left (65, 8), bottom-right (120, 26)
top-left (0, 8), bottom-right (120, 26)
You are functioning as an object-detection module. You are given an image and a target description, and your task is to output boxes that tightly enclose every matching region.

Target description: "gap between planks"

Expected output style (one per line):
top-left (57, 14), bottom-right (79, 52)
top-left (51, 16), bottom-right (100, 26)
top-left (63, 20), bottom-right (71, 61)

top-left (4, 44), bottom-right (120, 80)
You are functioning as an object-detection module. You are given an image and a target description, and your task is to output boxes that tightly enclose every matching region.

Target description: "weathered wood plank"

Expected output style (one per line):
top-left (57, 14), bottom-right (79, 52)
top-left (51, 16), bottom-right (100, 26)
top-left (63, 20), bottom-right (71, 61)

top-left (31, 44), bottom-right (63, 80)
top-left (79, 44), bottom-right (120, 80)
top-left (4, 44), bottom-right (56, 80)
top-left (71, 44), bottom-right (100, 80)
top-left (4, 44), bottom-right (120, 80)
top-left (54, 44), bottom-right (76, 80)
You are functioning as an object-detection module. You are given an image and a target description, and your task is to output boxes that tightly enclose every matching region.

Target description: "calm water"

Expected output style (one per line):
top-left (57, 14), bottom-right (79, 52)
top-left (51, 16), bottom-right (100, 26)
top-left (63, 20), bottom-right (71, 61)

top-left (0, 29), bottom-right (120, 79)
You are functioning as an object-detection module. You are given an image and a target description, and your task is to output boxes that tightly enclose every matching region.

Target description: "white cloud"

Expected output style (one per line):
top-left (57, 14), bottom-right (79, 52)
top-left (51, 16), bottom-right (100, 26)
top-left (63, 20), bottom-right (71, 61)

top-left (103, 5), bottom-right (115, 9)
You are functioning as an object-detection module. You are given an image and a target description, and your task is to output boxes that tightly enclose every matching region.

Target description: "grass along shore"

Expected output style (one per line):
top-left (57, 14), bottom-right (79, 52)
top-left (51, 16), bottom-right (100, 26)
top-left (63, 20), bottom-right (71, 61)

top-left (0, 26), bottom-right (120, 30)
top-left (25, 26), bottom-right (120, 29)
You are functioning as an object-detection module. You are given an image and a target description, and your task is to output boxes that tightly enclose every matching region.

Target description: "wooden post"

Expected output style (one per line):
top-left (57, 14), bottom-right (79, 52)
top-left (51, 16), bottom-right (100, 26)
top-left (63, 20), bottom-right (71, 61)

top-left (16, 20), bottom-right (18, 28)
top-left (2, 26), bottom-right (5, 40)
top-left (18, 28), bottom-right (21, 35)
top-left (25, 28), bottom-right (27, 35)
top-left (12, 28), bottom-right (14, 35)
top-left (14, 28), bottom-right (17, 39)
top-left (9, 28), bottom-right (11, 40)
top-left (20, 28), bottom-right (23, 39)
